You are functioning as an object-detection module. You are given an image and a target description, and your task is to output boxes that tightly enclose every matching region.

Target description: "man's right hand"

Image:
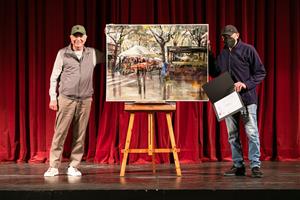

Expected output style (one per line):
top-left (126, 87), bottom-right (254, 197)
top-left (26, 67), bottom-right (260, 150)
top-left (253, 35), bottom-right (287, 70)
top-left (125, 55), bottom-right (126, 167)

top-left (49, 100), bottom-right (58, 111)
top-left (234, 82), bottom-right (247, 92)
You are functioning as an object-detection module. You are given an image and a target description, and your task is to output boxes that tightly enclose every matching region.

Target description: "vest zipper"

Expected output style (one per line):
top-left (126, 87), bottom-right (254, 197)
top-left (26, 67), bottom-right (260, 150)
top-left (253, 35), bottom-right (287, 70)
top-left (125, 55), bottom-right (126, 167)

top-left (78, 59), bottom-right (82, 99)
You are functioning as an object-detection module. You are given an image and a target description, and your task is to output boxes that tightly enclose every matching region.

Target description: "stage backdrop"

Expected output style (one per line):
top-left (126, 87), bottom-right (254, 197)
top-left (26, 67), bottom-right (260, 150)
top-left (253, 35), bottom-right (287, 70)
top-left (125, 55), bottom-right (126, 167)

top-left (0, 0), bottom-right (299, 164)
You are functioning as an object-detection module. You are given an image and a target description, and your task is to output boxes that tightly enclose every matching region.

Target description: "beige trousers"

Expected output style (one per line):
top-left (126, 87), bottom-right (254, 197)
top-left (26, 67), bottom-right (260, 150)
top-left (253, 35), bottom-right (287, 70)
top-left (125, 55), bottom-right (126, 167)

top-left (49, 96), bottom-right (92, 168)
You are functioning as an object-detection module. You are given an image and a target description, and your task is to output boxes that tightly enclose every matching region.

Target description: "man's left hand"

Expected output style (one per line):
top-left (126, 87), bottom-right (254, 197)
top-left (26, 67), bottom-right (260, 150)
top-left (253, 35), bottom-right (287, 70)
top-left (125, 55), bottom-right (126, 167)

top-left (234, 82), bottom-right (247, 92)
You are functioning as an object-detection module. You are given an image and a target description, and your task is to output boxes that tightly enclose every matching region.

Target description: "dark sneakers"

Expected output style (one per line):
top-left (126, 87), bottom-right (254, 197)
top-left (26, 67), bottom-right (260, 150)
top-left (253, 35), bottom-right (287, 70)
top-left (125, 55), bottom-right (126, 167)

top-left (251, 167), bottom-right (263, 178)
top-left (224, 165), bottom-right (246, 176)
top-left (224, 166), bottom-right (263, 178)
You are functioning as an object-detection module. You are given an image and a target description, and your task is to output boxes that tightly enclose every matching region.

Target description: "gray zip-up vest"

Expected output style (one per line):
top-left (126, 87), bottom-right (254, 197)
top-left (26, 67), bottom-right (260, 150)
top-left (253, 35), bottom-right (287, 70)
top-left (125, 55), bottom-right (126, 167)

top-left (59, 45), bottom-right (95, 100)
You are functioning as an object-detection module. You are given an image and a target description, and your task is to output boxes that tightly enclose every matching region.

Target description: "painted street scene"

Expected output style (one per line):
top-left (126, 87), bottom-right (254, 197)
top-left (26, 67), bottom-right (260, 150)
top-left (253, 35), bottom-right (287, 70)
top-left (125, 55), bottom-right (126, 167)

top-left (106, 24), bottom-right (208, 102)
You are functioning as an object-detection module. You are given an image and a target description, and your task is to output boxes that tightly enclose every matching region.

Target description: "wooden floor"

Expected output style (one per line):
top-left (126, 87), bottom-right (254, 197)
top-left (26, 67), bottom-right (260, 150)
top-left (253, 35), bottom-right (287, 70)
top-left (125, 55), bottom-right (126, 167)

top-left (1, 161), bottom-right (300, 199)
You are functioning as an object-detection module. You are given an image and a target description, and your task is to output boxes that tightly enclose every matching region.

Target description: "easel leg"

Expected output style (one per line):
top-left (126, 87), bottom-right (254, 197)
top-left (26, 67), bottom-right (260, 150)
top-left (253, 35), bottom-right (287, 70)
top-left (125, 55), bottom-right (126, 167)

top-left (148, 113), bottom-right (156, 173)
top-left (166, 113), bottom-right (182, 176)
top-left (120, 113), bottom-right (135, 177)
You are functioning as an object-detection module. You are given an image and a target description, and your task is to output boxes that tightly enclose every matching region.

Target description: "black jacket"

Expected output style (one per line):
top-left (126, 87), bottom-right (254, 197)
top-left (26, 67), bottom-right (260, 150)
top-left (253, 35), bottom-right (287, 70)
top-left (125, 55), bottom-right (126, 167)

top-left (210, 40), bottom-right (266, 105)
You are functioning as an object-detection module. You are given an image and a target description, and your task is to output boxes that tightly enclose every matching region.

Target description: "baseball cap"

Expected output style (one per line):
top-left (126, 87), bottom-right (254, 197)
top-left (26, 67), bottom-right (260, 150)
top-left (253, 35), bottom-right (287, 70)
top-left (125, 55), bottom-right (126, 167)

top-left (221, 25), bottom-right (238, 36)
top-left (71, 25), bottom-right (86, 35)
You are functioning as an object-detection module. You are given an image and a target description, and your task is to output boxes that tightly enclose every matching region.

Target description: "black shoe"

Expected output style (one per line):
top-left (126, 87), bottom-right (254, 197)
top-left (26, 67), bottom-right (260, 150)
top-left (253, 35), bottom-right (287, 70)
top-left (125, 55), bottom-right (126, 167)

top-left (224, 165), bottom-right (246, 176)
top-left (251, 167), bottom-right (263, 178)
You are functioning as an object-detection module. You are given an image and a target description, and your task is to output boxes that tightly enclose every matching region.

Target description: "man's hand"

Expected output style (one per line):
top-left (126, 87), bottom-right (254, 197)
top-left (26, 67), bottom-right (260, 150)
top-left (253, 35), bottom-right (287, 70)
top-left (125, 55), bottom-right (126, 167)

top-left (234, 82), bottom-right (247, 92)
top-left (49, 100), bottom-right (58, 111)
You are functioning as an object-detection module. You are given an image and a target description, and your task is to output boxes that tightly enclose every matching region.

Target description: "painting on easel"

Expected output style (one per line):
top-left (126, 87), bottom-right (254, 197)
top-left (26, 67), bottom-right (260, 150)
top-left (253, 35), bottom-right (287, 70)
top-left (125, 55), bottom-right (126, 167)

top-left (105, 24), bottom-right (209, 102)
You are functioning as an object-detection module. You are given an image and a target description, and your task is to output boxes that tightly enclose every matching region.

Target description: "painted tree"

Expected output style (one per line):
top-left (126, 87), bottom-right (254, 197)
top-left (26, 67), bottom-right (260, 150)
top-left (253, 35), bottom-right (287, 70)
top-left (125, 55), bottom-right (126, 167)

top-left (149, 25), bottom-right (175, 62)
top-left (106, 25), bottom-right (133, 75)
top-left (170, 26), bottom-right (189, 46)
top-left (187, 25), bottom-right (208, 47)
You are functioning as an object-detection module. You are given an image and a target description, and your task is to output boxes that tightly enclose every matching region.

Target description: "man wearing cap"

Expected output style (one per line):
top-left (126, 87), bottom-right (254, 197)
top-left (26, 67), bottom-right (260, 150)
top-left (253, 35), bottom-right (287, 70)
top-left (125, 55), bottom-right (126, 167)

top-left (44, 25), bottom-right (104, 177)
top-left (212, 25), bottom-right (266, 178)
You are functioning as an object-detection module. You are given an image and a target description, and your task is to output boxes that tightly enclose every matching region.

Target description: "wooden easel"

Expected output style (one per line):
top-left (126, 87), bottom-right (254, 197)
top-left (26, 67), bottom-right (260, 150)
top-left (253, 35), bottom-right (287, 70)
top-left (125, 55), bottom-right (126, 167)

top-left (120, 103), bottom-right (181, 177)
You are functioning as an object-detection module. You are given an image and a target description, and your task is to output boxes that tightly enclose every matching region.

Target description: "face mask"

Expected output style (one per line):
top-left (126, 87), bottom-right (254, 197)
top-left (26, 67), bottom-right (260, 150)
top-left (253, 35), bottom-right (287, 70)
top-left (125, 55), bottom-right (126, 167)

top-left (224, 37), bottom-right (236, 48)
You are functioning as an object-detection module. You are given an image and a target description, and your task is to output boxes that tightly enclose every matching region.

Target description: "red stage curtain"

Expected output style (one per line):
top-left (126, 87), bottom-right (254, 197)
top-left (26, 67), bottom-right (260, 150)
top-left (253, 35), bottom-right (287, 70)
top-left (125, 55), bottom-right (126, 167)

top-left (0, 0), bottom-right (299, 164)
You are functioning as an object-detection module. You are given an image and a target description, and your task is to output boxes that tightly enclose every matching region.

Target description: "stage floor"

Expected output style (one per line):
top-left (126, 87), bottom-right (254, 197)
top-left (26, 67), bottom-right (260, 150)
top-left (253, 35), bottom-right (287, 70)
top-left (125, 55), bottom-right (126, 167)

top-left (0, 161), bottom-right (300, 191)
top-left (1, 161), bottom-right (300, 200)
